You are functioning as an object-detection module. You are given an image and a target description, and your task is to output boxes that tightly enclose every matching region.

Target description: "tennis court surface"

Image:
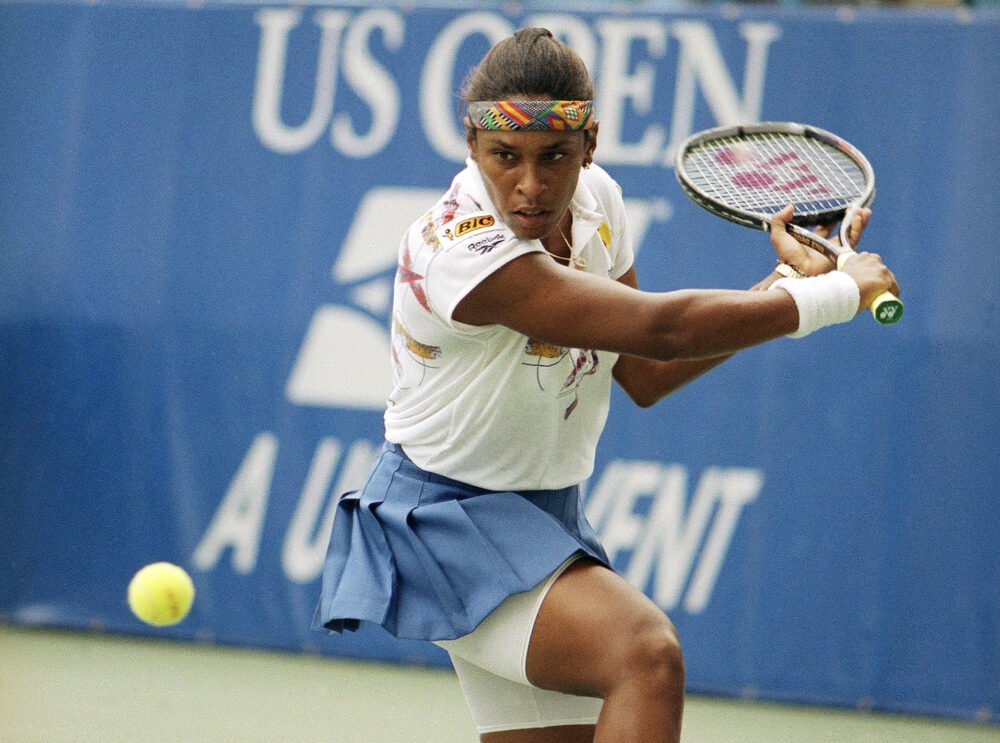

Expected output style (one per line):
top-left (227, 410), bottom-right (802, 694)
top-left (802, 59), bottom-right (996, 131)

top-left (2, 624), bottom-right (995, 743)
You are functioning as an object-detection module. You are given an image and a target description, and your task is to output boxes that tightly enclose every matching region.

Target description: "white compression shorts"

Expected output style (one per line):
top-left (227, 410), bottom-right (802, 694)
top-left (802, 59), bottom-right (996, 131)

top-left (434, 555), bottom-right (604, 734)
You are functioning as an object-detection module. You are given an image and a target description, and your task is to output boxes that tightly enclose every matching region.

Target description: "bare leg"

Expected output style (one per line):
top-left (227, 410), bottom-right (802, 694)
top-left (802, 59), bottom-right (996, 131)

top-left (460, 561), bottom-right (683, 743)
top-left (525, 560), bottom-right (685, 743)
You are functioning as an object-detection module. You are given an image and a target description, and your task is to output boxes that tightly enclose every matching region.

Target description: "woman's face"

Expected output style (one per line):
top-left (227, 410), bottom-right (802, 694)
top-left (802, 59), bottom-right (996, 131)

top-left (467, 126), bottom-right (598, 241)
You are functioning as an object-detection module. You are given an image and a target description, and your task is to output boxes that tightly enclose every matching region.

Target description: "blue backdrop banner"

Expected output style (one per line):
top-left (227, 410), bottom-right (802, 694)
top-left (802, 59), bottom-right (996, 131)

top-left (2, 0), bottom-right (998, 723)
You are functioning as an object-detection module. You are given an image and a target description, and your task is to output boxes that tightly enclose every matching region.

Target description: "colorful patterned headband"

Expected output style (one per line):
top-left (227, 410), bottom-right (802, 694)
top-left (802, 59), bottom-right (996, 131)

top-left (466, 100), bottom-right (595, 131)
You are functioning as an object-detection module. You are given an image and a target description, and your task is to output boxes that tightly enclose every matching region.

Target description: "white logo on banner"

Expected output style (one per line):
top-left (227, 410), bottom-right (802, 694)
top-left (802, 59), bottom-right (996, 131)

top-left (194, 9), bottom-right (769, 614)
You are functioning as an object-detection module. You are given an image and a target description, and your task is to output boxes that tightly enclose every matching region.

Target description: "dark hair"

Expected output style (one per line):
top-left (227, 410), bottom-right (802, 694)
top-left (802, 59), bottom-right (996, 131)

top-left (461, 28), bottom-right (594, 104)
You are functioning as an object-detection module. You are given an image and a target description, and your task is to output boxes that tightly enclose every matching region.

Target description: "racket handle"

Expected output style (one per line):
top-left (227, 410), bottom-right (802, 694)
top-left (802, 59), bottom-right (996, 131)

top-left (836, 254), bottom-right (903, 325)
top-left (869, 291), bottom-right (904, 325)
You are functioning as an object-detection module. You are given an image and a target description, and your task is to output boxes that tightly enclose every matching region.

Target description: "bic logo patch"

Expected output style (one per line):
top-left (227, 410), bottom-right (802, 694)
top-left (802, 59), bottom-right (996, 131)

top-left (445, 214), bottom-right (495, 240)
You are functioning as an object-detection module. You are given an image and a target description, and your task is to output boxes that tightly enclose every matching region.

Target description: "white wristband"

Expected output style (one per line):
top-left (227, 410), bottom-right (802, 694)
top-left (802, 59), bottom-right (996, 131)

top-left (769, 272), bottom-right (861, 338)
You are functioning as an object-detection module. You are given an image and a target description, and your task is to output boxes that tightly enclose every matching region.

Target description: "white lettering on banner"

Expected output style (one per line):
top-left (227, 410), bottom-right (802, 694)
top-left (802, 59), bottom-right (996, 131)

top-left (192, 435), bottom-right (380, 581)
top-left (253, 8), bottom-right (403, 156)
top-left (585, 460), bottom-right (762, 613)
top-left (330, 9), bottom-right (404, 157)
top-left (193, 433), bottom-right (278, 574)
top-left (282, 438), bottom-right (380, 583)
top-left (253, 9), bottom-right (346, 155)
top-left (195, 433), bottom-right (759, 611)
top-left (251, 10), bottom-right (781, 164)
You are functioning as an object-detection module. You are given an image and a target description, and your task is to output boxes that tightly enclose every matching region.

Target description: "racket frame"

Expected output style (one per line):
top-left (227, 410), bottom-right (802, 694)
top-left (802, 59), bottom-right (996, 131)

top-left (675, 121), bottom-right (875, 231)
top-left (675, 121), bottom-right (902, 324)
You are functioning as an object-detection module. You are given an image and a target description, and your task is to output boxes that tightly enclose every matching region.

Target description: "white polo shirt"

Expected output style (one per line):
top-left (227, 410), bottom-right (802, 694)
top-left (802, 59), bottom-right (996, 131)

top-left (384, 159), bottom-right (634, 490)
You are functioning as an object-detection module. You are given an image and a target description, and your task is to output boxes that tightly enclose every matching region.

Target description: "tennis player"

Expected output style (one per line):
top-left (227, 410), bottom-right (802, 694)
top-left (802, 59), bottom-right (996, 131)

top-left (314, 28), bottom-right (898, 743)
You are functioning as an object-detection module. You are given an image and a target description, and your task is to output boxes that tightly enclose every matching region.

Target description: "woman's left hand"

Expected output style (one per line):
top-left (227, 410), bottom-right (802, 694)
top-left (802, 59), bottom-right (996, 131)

top-left (769, 205), bottom-right (872, 277)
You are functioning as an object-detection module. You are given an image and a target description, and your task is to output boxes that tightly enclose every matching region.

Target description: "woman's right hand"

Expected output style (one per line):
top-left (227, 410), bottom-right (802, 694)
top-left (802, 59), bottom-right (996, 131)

top-left (837, 251), bottom-right (901, 314)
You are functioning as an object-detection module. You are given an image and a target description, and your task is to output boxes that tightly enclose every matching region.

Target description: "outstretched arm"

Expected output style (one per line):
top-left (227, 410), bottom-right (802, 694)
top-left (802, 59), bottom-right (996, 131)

top-left (453, 252), bottom-right (799, 362)
top-left (453, 206), bottom-right (895, 407)
top-left (611, 205), bottom-right (892, 407)
top-left (610, 266), bottom-right (780, 407)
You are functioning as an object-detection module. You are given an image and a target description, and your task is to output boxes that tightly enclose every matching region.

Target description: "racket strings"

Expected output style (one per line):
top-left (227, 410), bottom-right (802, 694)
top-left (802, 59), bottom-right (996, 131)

top-left (683, 132), bottom-right (867, 218)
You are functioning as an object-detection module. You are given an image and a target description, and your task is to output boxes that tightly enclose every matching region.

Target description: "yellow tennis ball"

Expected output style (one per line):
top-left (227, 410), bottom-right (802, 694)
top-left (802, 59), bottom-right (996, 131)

top-left (127, 562), bottom-right (195, 627)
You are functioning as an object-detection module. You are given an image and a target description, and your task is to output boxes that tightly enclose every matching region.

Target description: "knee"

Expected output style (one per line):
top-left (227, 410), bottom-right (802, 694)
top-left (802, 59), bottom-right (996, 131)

top-left (619, 618), bottom-right (685, 697)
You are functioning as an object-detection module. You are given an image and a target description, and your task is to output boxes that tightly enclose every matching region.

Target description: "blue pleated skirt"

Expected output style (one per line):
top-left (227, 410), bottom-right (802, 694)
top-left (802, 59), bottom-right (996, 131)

top-left (312, 441), bottom-right (611, 642)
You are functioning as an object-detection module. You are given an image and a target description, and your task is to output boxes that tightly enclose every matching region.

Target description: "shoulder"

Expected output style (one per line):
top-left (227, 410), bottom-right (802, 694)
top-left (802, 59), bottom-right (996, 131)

top-left (420, 166), bottom-right (497, 235)
top-left (401, 168), bottom-right (498, 255)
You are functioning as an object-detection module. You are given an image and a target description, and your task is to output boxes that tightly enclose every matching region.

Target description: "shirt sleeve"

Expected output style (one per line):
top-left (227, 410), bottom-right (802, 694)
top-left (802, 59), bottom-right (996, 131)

top-left (423, 213), bottom-right (542, 327)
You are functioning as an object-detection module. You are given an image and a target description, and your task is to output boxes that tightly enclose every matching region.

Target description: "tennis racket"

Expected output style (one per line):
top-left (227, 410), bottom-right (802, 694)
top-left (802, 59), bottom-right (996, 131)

top-left (675, 122), bottom-right (902, 325)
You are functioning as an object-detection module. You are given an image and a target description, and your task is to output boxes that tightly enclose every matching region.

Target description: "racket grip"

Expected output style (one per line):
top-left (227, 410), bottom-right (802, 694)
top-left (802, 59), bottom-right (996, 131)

top-left (869, 291), bottom-right (904, 325)
top-left (836, 254), bottom-right (903, 325)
